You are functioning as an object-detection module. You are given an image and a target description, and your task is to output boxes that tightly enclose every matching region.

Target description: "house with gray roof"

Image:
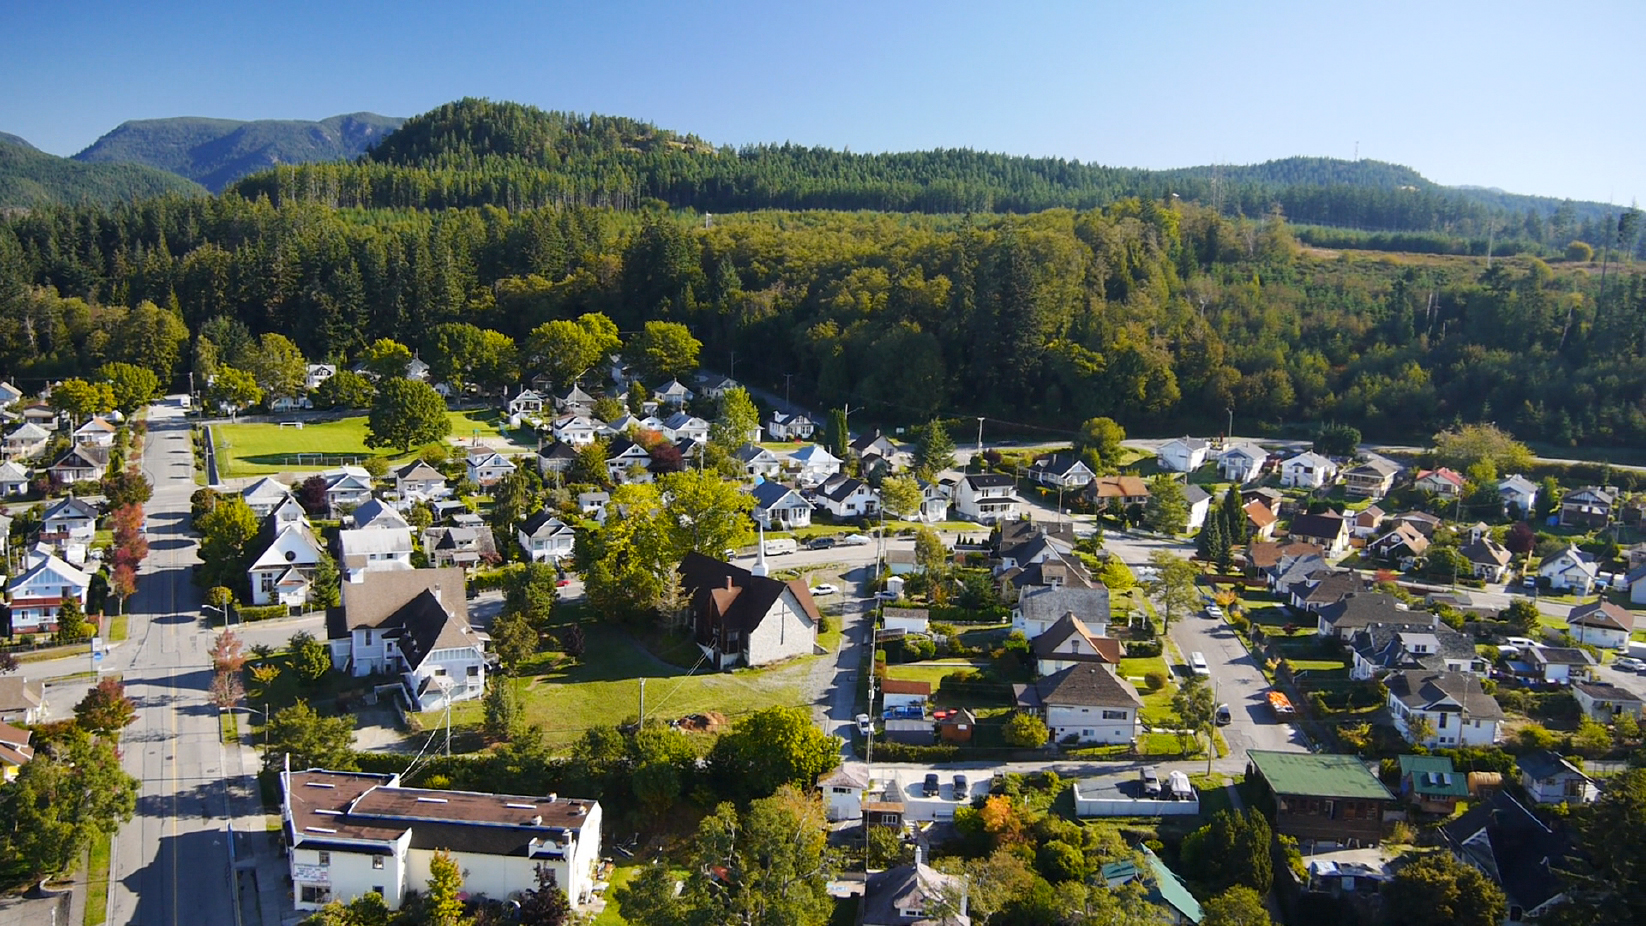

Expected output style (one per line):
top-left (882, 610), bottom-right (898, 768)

top-left (1349, 624), bottom-right (1483, 680)
top-left (1314, 591), bottom-right (1420, 638)
top-left (1385, 670), bottom-right (1503, 747)
top-left (1013, 584), bottom-right (1110, 637)
top-left (1014, 664), bottom-right (1142, 745)
top-left (862, 854), bottom-right (969, 926)
top-left (1444, 789), bottom-right (1576, 922)
top-left (1515, 750), bottom-right (1596, 805)
top-left (750, 480), bottom-right (813, 530)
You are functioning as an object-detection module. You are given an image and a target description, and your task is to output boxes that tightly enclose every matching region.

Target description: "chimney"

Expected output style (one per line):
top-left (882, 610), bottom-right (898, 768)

top-left (432, 583), bottom-right (442, 605)
top-left (913, 843), bottom-right (924, 866)
top-left (726, 576), bottom-right (734, 590)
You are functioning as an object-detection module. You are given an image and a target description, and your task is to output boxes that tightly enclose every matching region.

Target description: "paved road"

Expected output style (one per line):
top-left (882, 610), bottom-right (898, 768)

top-left (109, 400), bottom-right (255, 926)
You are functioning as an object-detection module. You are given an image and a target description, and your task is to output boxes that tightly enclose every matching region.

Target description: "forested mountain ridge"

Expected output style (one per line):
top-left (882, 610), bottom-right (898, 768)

top-left (73, 112), bottom-right (404, 192)
top-left (0, 136), bottom-right (205, 208)
top-left (0, 133), bottom-right (36, 151)
top-left (218, 98), bottom-right (1630, 254)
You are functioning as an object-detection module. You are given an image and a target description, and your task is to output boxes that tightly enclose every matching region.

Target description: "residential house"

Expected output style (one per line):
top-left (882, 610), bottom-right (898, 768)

top-left (1515, 750), bottom-right (1596, 806)
top-left (1014, 664), bottom-right (1142, 745)
top-left (506, 388), bottom-right (546, 417)
top-left (814, 474), bottom-right (878, 520)
top-left (1397, 754), bottom-right (1469, 815)
top-left (350, 498), bottom-right (411, 533)
top-left (536, 441), bottom-right (578, 476)
top-left (464, 449), bottom-right (517, 488)
top-left (577, 491), bottom-right (611, 523)
top-left (818, 764), bottom-right (872, 822)
top-left (849, 429), bottom-right (900, 463)
top-left (1243, 499), bottom-right (1278, 541)
top-left (0, 382), bottom-right (21, 407)
top-left (696, 374), bottom-right (739, 399)
top-left (1102, 847), bottom-right (1202, 926)
top-left (1413, 468), bottom-right (1467, 497)
top-left (0, 678), bottom-right (46, 725)
top-left (1566, 600), bottom-right (1634, 649)
top-left (1572, 680), bottom-right (1645, 724)
top-left (40, 495), bottom-right (97, 543)
top-left (1342, 457), bottom-right (1403, 498)
top-left (734, 443), bottom-right (784, 479)
top-left (750, 481), bottom-right (814, 531)
top-left (1346, 506), bottom-right (1384, 540)
top-left (1217, 442), bottom-right (1268, 484)
top-left (241, 477), bottom-right (293, 519)
top-left (1385, 670), bottom-right (1503, 747)
top-left (1030, 612), bottom-right (1121, 675)
top-left (304, 363), bottom-right (337, 392)
top-left (1629, 562), bottom-right (1646, 606)
top-left (1539, 545), bottom-right (1599, 595)
top-left (1288, 511), bottom-right (1351, 555)
top-left (1014, 585), bottom-right (1110, 637)
top-left (1245, 750), bottom-right (1394, 846)
top-left (603, 438), bottom-right (653, 484)
top-left (1264, 550), bottom-right (1329, 596)
top-left (2, 423), bottom-right (50, 460)
top-left (71, 416), bottom-right (117, 448)
top-left (882, 607), bottom-right (930, 635)
top-left (860, 856), bottom-right (968, 926)
top-left (421, 525), bottom-right (496, 570)
top-left (652, 379), bottom-right (694, 407)
top-left (0, 460), bottom-right (27, 497)
top-left (322, 467), bottom-right (375, 516)
top-left (1185, 485), bottom-right (1212, 532)
top-left (786, 444), bottom-right (842, 487)
top-left (1366, 522), bottom-right (1431, 568)
top-left (391, 460), bottom-right (448, 505)
top-left (1156, 437), bottom-right (1211, 473)
top-left (678, 552), bottom-right (820, 669)
top-left (1391, 510), bottom-right (1442, 537)
top-left (247, 518), bottom-right (324, 607)
top-left (19, 404), bottom-right (58, 430)
top-left (517, 511), bottom-right (576, 563)
top-left (1027, 452), bottom-right (1096, 489)
top-left (325, 567), bottom-right (489, 709)
top-left (997, 555), bottom-right (1097, 603)
top-left (269, 392), bottom-right (312, 413)
top-left (1279, 451), bottom-right (1337, 489)
top-left (1560, 486), bottom-right (1616, 529)
top-left (0, 722), bottom-right (34, 781)
top-left (1349, 625), bottom-right (1483, 680)
top-left (265, 495), bottom-right (308, 528)
top-left (338, 528), bottom-right (414, 582)
top-left (1086, 475), bottom-right (1150, 514)
top-left (550, 414), bottom-right (604, 447)
top-left (1288, 570), bottom-right (1363, 612)
top-left (5, 552), bottom-right (92, 634)
top-left (282, 769), bottom-right (600, 913)
top-left (952, 474), bottom-right (1021, 524)
top-left (995, 520), bottom-right (1076, 571)
top-left (47, 444), bottom-right (109, 484)
top-left (659, 412), bottom-right (710, 444)
top-left (1523, 646), bottom-right (1596, 685)
top-left (882, 679), bottom-right (931, 714)
top-left (1315, 592), bottom-right (1419, 639)
top-left (1245, 540), bottom-right (1323, 574)
top-left (1460, 537), bottom-right (1514, 582)
top-left (914, 480), bottom-right (949, 523)
top-left (1443, 789), bottom-right (1576, 922)
top-left (554, 384), bottom-right (595, 411)
top-left (1498, 474), bottom-right (1539, 517)
top-left (765, 411), bottom-right (815, 441)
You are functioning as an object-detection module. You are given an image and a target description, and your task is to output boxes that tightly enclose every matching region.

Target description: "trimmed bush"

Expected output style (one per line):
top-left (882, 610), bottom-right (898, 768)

top-left (236, 604), bottom-right (289, 622)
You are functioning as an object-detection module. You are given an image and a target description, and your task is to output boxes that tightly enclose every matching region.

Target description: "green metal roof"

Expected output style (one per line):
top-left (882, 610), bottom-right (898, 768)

top-left (1248, 750), bottom-right (1394, 801)
top-left (1398, 755), bottom-right (1470, 798)
top-left (1143, 847), bottom-right (1203, 924)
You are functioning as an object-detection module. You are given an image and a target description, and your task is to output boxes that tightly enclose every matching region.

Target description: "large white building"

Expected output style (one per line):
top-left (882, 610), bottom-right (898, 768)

top-left (282, 768), bottom-right (601, 913)
top-left (326, 568), bottom-right (488, 710)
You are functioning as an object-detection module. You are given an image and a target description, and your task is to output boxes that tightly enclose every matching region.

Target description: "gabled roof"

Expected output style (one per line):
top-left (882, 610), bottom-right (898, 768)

top-left (881, 679), bottom-right (931, 697)
top-left (42, 495), bottom-right (97, 523)
top-left (1461, 537), bottom-right (1513, 568)
top-left (247, 518), bottom-right (322, 570)
top-left (519, 510), bottom-right (572, 539)
top-left (0, 460), bottom-right (27, 482)
top-left (1019, 585), bottom-right (1110, 628)
top-left (74, 416), bottom-right (116, 434)
top-left (1029, 612), bottom-right (1121, 664)
top-left (678, 552), bottom-right (821, 638)
top-left (818, 763), bottom-right (871, 791)
top-left (1498, 474), bottom-right (1538, 495)
top-left (351, 498), bottom-right (410, 531)
top-left (1289, 512), bottom-right (1347, 540)
top-left (1247, 541), bottom-right (1323, 570)
top-left (1415, 467), bottom-right (1466, 489)
top-left (338, 527), bottom-right (413, 559)
top-left (1028, 452), bottom-right (1091, 478)
top-left (1089, 475), bottom-right (1149, 500)
top-left (50, 444), bottom-right (109, 470)
top-left (1564, 485), bottom-right (1617, 505)
top-left (1527, 646), bottom-right (1597, 667)
top-left (1159, 436), bottom-right (1210, 453)
top-left (242, 476), bottom-right (291, 503)
top-left (329, 567), bottom-right (468, 638)
top-left (1316, 592), bottom-right (1418, 633)
top-left (1031, 664), bottom-right (1141, 709)
top-left (1243, 499), bottom-right (1277, 528)
top-left (861, 861), bottom-right (969, 926)
top-left (1247, 750), bottom-right (1392, 800)
top-left (1567, 600), bottom-right (1634, 632)
top-left (393, 459), bottom-right (446, 482)
top-left (1371, 522), bottom-right (1431, 556)
top-left (1442, 789), bottom-right (1574, 914)
top-left (7, 552), bottom-right (92, 594)
top-left (1573, 680), bottom-right (1643, 705)
top-left (1184, 484), bottom-right (1211, 506)
top-left (537, 441), bottom-right (578, 463)
top-left (734, 443), bottom-right (779, 463)
top-left (4, 422), bottom-right (49, 441)
top-left (661, 411), bottom-right (707, 430)
top-left (819, 475), bottom-right (871, 503)
top-left (653, 378), bottom-right (692, 396)
top-left (787, 444), bottom-right (840, 465)
top-left (1385, 670), bottom-right (1504, 721)
top-left (1398, 754), bottom-right (1469, 798)
top-left (1515, 750), bottom-right (1589, 782)
top-left (750, 480), bottom-right (810, 511)
top-left (1351, 623), bottom-right (1477, 674)
top-left (1219, 442), bottom-right (1267, 463)
top-left (0, 678), bottom-right (44, 715)
top-left (1140, 847), bottom-right (1202, 925)
top-left (1282, 450), bottom-right (1335, 470)
top-left (1346, 457), bottom-right (1402, 477)
top-left (963, 473), bottom-right (1014, 490)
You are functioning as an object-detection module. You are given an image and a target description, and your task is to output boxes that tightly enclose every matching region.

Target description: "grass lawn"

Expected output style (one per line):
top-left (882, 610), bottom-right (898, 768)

top-left (107, 613), bottom-right (128, 642)
top-left (216, 411), bottom-right (534, 476)
top-left (220, 710), bottom-right (239, 745)
top-left (447, 623), bottom-right (812, 750)
top-left (446, 408), bottom-right (536, 449)
top-left (592, 862), bottom-right (648, 926)
top-left (1118, 654), bottom-right (1177, 726)
top-left (84, 829), bottom-right (112, 926)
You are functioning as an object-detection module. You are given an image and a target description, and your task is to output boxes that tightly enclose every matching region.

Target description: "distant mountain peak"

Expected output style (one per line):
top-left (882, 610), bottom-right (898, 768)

top-left (0, 132), bottom-right (37, 151)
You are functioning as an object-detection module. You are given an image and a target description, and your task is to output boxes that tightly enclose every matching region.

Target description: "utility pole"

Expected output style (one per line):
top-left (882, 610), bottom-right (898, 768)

top-left (975, 417), bottom-right (985, 472)
top-left (782, 373), bottom-right (795, 407)
top-left (638, 678), bottom-right (646, 724)
top-left (728, 352), bottom-right (736, 381)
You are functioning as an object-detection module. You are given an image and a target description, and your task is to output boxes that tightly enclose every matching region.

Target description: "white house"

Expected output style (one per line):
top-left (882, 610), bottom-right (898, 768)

top-left (322, 467), bottom-right (375, 516)
top-left (71, 417), bottom-right (117, 448)
top-left (0, 460), bottom-right (27, 497)
top-left (1498, 474), bottom-right (1539, 517)
top-left (817, 764), bottom-right (872, 822)
top-left (350, 498), bottom-right (411, 533)
top-left (953, 474), bottom-right (1021, 524)
top-left (1216, 442), bottom-right (1268, 484)
top-left (338, 528), bottom-right (414, 582)
top-left (247, 519), bottom-right (324, 607)
top-left (786, 444), bottom-right (842, 487)
top-left (1280, 451), bottom-right (1337, 489)
top-left (1539, 545), bottom-right (1599, 595)
top-left (1566, 601), bottom-right (1634, 650)
top-left (1027, 453), bottom-right (1096, 489)
top-left (653, 379), bottom-right (694, 407)
top-left (241, 477), bottom-right (294, 519)
top-left (734, 444), bottom-right (784, 479)
top-left (766, 411), bottom-right (815, 441)
top-left (604, 438), bottom-right (654, 484)
top-left (6, 552), bottom-right (92, 634)
top-left (882, 607), bottom-right (931, 635)
top-left (303, 363), bottom-right (337, 392)
top-left (506, 388), bottom-right (546, 417)
top-left (1524, 646), bottom-right (1597, 685)
top-left (1515, 751), bottom-right (1596, 806)
top-left (680, 552), bottom-right (819, 670)
top-left (391, 459), bottom-right (448, 505)
top-left (517, 511), bottom-right (576, 562)
top-left (1342, 458), bottom-right (1402, 499)
top-left (1385, 670), bottom-right (1503, 747)
top-left (1185, 485), bottom-right (1212, 533)
top-left (47, 445), bottom-right (109, 484)
top-left (1016, 664), bottom-right (1142, 745)
top-left (605, 413), bottom-right (664, 437)
top-left (659, 412), bottom-right (710, 443)
top-left (1573, 680), bottom-right (1645, 724)
top-left (464, 449), bottom-right (517, 488)
top-left (915, 480), bottom-right (949, 523)
top-left (281, 769), bottom-right (600, 913)
top-left (1030, 612), bottom-right (1121, 676)
top-left (551, 414), bottom-right (604, 447)
top-left (1, 423), bottom-right (49, 461)
top-left (1014, 585), bottom-right (1111, 637)
top-left (1156, 437), bottom-right (1211, 473)
top-left (814, 474), bottom-right (878, 519)
top-left (750, 481), bottom-right (813, 531)
top-left (40, 496), bottom-right (97, 543)
top-left (326, 567), bottom-right (489, 709)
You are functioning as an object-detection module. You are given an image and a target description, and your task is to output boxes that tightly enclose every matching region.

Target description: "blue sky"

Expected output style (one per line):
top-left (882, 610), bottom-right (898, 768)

top-left (3, 0), bottom-right (1641, 204)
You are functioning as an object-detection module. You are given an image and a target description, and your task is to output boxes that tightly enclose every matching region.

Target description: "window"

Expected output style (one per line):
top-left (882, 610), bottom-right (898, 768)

top-left (373, 886), bottom-right (384, 896)
top-left (433, 667), bottom-right (447, 676)
top-left (317, 851), bottom-right (331, 866)
top-left (373, 855), bottom-right (385, 870)
top-left (364, 631), bottom-right (372, 645)
top-left (1437, 713), bottom-right (1448, 729)
top-left (467, 665), bottom-right (480, 677)
top-left (300, 885), bottom-right (332, 905)
top-left (1101, 710), bottom-right (1128, 720)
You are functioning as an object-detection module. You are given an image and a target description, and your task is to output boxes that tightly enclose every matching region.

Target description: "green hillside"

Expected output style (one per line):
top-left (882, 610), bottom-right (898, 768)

top-left (73, 112), bottom-right (404, 191)
top-left (0, 136), bottom-right (204, 208)
top-left (0, 133), bottom-right (36, 151)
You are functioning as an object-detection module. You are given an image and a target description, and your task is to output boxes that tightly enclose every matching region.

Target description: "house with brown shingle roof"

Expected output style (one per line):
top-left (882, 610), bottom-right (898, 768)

top-left (1567, 600), bottom-right (1635, 650)
top-left (1030, 612), bottom-right (1122, 676)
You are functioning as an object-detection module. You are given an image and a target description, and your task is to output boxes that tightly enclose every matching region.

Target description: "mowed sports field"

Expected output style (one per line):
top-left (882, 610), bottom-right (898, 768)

top-left (212, 411), bottom-right (535, 476)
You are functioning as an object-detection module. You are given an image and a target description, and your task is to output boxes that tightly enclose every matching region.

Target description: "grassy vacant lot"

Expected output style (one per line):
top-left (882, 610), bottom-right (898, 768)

top-left (216, 411), bottom-right (535, 476)
top-left (447, 623), bottom-right (813, 750)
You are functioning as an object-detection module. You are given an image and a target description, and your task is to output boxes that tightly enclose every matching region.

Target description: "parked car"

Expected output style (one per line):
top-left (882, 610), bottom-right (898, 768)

top-left (839, 533), bottom-right (871, 546)
top-left (1189, 652), bottom-right (1211, 677)
top-left (877, 589), bottom-right (899, 601)
top-left (808, 535), bottom-right (837, 550)
top-left (923, 773), bottom-right (941, 797)
top-left (1140, 767), bottom-right (1161, 798)
top-left (810, 583), bottom-right (840, 596)
top-left (1204, 604), bottom-right (1224, 620)
top-left (952, 774), bottom-right (968, 799)
top-left (856, 713), bottom-right (874, 736)
top-left (1615, 657), bottom-right (1645, 671)
top-left (1215, 703), bottom-right (1232, 725)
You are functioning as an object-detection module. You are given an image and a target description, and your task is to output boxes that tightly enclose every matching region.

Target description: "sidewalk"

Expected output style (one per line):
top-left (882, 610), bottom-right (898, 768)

top-left (223, 713), bottom-right (295, 926)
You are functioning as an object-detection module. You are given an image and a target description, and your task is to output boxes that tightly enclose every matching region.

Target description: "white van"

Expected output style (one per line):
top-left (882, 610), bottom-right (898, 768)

top-left (1189, 652), bottom-right (1211, 677)
top-left (763, 538), bottom-right (798, 556)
